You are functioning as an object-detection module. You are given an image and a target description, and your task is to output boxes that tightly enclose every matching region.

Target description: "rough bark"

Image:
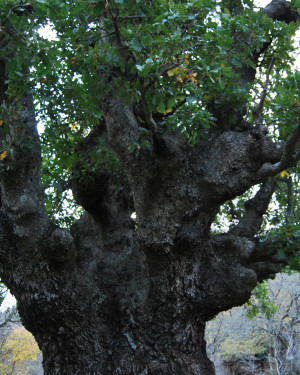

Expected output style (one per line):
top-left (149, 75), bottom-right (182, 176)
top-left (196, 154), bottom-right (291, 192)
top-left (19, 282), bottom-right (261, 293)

top-left (0, 0), bottom-right (299, 374)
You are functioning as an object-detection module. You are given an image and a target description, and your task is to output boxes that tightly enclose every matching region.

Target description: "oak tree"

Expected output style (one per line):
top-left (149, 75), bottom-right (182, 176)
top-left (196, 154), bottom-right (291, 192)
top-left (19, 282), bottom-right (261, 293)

top-left (0, 0), bottom-right (299, 373)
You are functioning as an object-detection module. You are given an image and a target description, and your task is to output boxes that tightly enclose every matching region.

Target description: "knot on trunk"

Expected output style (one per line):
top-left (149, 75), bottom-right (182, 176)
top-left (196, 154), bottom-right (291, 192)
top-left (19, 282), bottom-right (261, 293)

top-left (47, 228), bottom-right (76, 263)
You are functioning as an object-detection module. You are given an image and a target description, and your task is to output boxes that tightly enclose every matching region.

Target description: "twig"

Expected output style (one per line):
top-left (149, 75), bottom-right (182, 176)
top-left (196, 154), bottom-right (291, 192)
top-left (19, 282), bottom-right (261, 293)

top-left (0, 2), bottom-right (37, 27)
top-left (253, 56), bottom-right (275, 132)
top-left (278, 176), bottom-right (294, 224)
top-left (116, 15), bottom-right (146, 21)
top-left (104, 0), bottom-right (137, 63)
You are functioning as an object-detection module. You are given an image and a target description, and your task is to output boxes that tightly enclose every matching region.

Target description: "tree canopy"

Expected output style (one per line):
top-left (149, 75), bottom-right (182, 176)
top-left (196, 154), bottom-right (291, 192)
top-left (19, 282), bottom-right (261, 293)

top-left (1, 0), bottom-right (299, 239)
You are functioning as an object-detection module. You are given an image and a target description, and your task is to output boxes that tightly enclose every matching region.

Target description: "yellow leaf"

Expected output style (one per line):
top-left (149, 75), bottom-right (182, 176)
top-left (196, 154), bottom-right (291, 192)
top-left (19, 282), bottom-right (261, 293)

top-left (221, 63), bottom-right (225, 68)
top-left (70, 122), bottom-right (80, 130)
top-left (164, 108), bottom-right (172, 115)
top-left (189, 71), bottom-right (197, 83)
top-left (167, 67), bottom-right (179, 77)
top-left (0, 120), bottom-right (3, 125)
top-left (280, 170), bottom-right (290, 178)
top-left (0, 150), bottom-right (7, 160)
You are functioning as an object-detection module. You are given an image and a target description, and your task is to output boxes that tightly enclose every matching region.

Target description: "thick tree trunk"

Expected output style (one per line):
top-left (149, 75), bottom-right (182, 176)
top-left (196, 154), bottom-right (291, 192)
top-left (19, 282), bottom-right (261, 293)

top-left (12, 209), bottom-right (282, 374)
top-left (0, 0), bottom-right (299, 374)
top-left (0, 85), bottom-right (290, 375)
top-left (12, 231), bottom-right (253, 375)
top-left (25, 291), bottom-right (215, 374)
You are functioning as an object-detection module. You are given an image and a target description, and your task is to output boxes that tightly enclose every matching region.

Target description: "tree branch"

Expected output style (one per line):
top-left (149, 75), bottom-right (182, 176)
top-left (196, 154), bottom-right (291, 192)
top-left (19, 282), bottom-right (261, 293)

top-left (258, 124), bottom-right (300, 177)
top-left (104, 0), bottom-right (137, 64)
top-left (278, 176), bottom-right (294, 223)
top-left (103, 96), bottom-right (142, 164)
top-left (209, 0), bottom-right (299, 130)
top-left (229, 178), bottom-right (277, 237)
top-left (0, 57), bottom-right (77, 273)
top-left (265, 0), bottom-right (300, 23)
top-left (102, 2), bottom-right (160, 135)
top-left (252, 56), bottom-right (276, 134)
top-left (0, 2), bottom-right (36, 27)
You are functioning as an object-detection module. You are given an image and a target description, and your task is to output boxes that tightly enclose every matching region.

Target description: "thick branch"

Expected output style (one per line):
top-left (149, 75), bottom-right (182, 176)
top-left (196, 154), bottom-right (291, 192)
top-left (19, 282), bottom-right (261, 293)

top-left (103, 96), bottom-right (143, 163)
top-left (68, 121), bottom-right (134, 232)
top-left (229, 178), bottom-right (277, 237)
top-left (0, 58), bottom-right (77, 281)
top-left (265, 0), bottom-right (300, 23)
top-left (258, 124), bottom-right (300, 177)
top-left (0, 91), bottom-right (47, 229)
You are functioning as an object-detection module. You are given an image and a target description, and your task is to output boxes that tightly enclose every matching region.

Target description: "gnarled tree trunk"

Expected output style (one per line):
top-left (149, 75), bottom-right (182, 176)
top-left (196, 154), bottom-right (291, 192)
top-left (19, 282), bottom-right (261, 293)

top-left (0, 0), bottom-right (299, 374)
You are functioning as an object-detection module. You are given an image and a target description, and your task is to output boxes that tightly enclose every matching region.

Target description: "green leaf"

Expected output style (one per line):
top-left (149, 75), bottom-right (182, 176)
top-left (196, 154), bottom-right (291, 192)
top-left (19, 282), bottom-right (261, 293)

top-left (218, 76), bottom-right (225, 89)
top-left (130, 38), bottom-right (142, 52)
top-left (157, 102), bottom-right (165, 114)
top-left (186, 95), bottom-right (197, 104)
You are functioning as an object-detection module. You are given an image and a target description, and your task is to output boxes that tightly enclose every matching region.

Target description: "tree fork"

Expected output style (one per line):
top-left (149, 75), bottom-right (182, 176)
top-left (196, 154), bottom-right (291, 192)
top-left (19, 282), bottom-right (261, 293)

top-left (0, 0), bottom-right (299, 374)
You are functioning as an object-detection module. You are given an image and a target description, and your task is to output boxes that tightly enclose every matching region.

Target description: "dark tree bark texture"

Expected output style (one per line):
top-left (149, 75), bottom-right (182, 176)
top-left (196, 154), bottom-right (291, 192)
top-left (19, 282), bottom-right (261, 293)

top-left (0, 0), bottom-right (299, 374)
